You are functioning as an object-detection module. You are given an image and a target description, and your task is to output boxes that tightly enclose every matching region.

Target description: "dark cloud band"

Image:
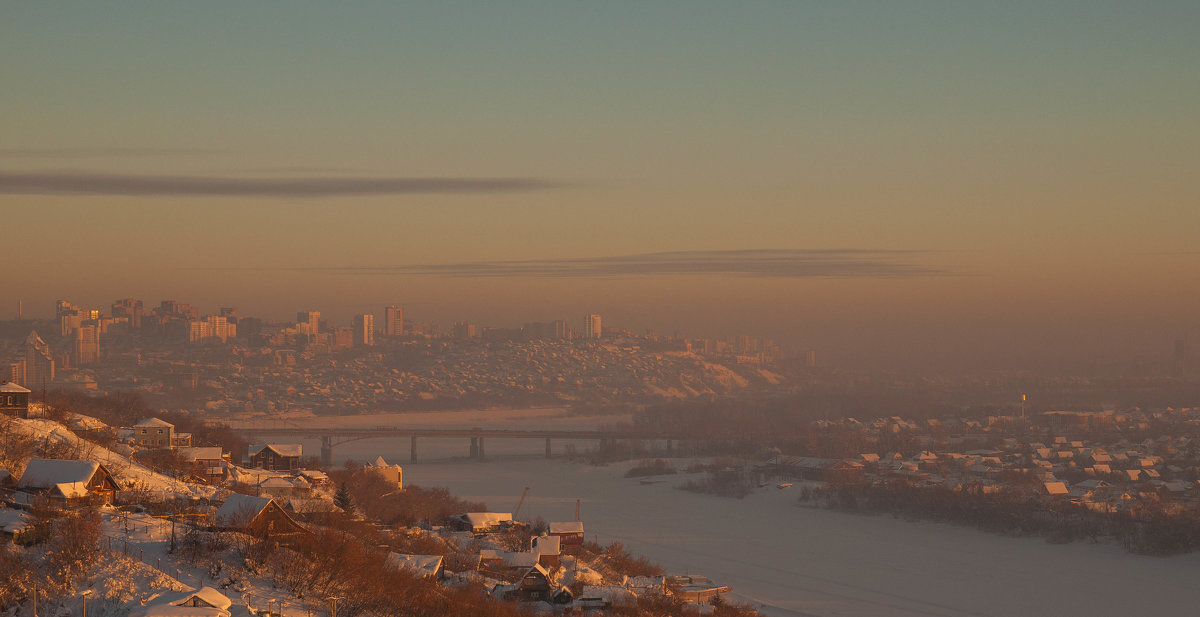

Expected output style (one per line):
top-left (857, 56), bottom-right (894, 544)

top-left (289, 249), bottom-right (954, 279)
top-left (0, 171), bottom-right (561, 197)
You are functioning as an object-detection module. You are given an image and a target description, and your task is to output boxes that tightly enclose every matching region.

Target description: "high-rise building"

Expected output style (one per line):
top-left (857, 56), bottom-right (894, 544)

top-left (74, 325), bottom-right (100, 365)
top-left (23, 330), bottom-right (54, 388)
top-left (584, 314), bottom-right (602, 339)
top-left (452, 321), bottom-right (476, 339)
top-left (385, 305), bottom-right (405, 336)
top-left (111, 298), bottom-right (144, 329)
top-left (353, 313), bottom-right (374, 346)
top-left (297, 311), bottom-right (320, 336)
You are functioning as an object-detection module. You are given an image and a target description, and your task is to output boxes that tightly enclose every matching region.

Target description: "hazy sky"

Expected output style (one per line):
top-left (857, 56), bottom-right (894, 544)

top-left (4, 2), bottom-right (1198, 369)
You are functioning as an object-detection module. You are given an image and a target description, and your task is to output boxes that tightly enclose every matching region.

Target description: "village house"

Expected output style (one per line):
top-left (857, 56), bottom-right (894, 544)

top-left (548, 520), bottom-right (584, 552)
top-left (452, 511), bottom-right (514, 535)
top-left (247, 444), bottom-right (302, 471)
top-left (213, 493), bottom-right (309, 540)
top-left (131, 417), bottom-right (190, 448)
top-left (17, 458), bottom-right (120, 506)
top-left (531, 534), bottom-right (561, 567)
top-left (177, 447), bottom-right (227, 483)
top-left (493, 564), bottom-right (553, 602)
top-left (0, 381), bottom-right (31, 419)
top-left (386, 552), bottom-right (444, 579)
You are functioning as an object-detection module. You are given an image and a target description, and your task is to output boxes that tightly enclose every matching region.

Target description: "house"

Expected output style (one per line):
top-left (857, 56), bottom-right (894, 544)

top-left (247, 444), bottom-right (302, 471)
top-left (479, 549), bottom-right (538, 573)
top-left (1043, 481), bottom-right (1069, 496)
top-left (213, 493), bottom-right (308, 540)
top-left (132, 418), bottom-right (178, 448)
top-left (17, 458), bottom-right (120, 506)
top-left (496, 564), bottom-right (553, 602)
top-left (0, 382), bottom-right (31, 418)
top-left (367, 456), bottom-right (403, 489)
top-left (177, 447), bottom-right (227, 483)
top-left (531, 534), bottom-right (560, 567)
top-left (452, 512), bottom-right (513, 535)
top-left (548, 521), bottom-right (584, 552)
top-left (386, 552), bottom-right (444, 579)
top-left (257, 477), bottom-right (297, 497)
top-left (167, 587), bottom-right (233, 611)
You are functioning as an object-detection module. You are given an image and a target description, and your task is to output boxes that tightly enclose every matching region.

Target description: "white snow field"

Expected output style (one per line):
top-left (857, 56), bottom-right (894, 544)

top-left (409, 458), bottom-right (1200, 617)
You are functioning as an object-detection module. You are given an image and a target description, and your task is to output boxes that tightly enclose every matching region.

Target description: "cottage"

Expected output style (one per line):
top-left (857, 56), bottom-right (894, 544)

top-left (669, 575), bottom-right (731, 603)
top-left (18, 458), bottom-right (120, 506)
top-left (452, 511), bottom-right (513, 535)
top-left (386, 552), bottom-right (444, 579)
top-left (177, 447), bottom-right (227, 483)
top-left (0, 382), bottom-right (31, 419)
top-left (167, 587), bottom-right (233, 611)
top-left (498, 564), bottom-right (553, 602)
top-left (213, 493), bottom-right (308, 540)
top-left (132, 418), bottom-right (177, 448)
top-left (247, 444), bottom-right (302, 471)
top-left (531, 534), bottom-right (560, 567)
top-left (548, 521), bottom-right (584, 552)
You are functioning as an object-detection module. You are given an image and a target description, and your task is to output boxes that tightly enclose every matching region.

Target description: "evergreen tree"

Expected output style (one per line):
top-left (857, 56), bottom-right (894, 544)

top-left (334, 482), bottom-right (355, 514)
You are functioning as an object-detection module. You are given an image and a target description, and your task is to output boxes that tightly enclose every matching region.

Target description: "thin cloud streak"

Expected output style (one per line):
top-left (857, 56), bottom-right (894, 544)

top-left (242, 249), bottom-right (955, 279)
top-left (0, 171), bottom-right (563, 197)
top-left (0, 147), bottom-right (217, 159)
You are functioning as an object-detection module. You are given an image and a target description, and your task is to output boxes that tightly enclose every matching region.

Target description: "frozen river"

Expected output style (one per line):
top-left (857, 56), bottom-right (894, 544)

top-left (407, 458), bottom-right (1200, 617)
top-left (239, 411), bottom-right (1200, 616)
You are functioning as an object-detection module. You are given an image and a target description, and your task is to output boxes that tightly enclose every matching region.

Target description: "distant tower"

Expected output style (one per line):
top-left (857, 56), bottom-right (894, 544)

top-left (385, 305), bottom-right (405, 337)
top-left (353, 313), bottom-right (375, 346)
top-left (584, 314), bottom-right (602, 339)
top-left (805, 350), bottom-right (817, 368)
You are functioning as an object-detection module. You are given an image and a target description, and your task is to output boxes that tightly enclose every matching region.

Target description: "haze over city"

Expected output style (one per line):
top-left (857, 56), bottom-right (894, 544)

top-left (5, 2), bottom-right (1199, 366)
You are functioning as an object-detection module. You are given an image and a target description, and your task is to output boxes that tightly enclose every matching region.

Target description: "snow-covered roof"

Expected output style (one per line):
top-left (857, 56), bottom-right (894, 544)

top-left (248, 444), bottom-right (303, 458)
top-left (214, 493), bottom-right (274, 526)
top-left (370, 455), bottom-right (401, 469)
top-left (0, 508), bottom-right (29, 534)
top-left (173, 587), bottom-right (233, 611)
top-left (135, 605), bottom-right (229, 617)
top-left (258, 477), bottom-right (295, 488)
top-left (386, 552), bottom-right (443, 577)
top-left (464, 512), bottom-right (512, 528)
top-left (0, 382), bottom-right (31, 393)
top-left (134, 417), bottom-right (175, 428)
top-left (532, 534), bottom-right (560, 555)
top-left (18, 458), bottom-right (101, 488)
top-left (549, 521), bottom-right (584, 534)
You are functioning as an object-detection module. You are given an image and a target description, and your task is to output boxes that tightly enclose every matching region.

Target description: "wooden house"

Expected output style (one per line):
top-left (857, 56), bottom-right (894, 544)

top-left (548, 520), bottom-right (584, 552)
top-left (531, 534), bottom-right (560, 567)
top-left (386, 552), bottom-right (445, 579)
top-left (177, 447), bottom-right (227, 483)
top-left (0, 382), bottom-right (31, 419)
top-left (17, 458), bottom-right (120, 506)
top-left (497, 564), bottom-right (553, 602)
top-left (247, 444), bottom-right (302, 471)
top-left (213, 493), bottom-right (308, 540)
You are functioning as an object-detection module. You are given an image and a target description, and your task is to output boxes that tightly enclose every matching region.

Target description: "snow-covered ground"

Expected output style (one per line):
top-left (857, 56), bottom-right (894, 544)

top-left (407, 458), bottom-right (1200, 617)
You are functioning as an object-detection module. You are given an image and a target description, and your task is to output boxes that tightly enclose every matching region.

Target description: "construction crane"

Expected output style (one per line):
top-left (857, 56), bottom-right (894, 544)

top-left (575, 498), bottom-right (581, 521)
top-left (513, 487), bottom-right (531, 519)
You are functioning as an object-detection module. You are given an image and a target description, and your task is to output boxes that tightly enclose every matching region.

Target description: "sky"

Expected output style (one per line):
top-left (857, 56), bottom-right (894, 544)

top-left (3, 2), bottom-right (1199, 370)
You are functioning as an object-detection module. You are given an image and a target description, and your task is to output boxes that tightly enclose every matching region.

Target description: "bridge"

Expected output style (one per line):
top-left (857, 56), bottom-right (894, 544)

top-left (242, 426), bottom-right (673, 466)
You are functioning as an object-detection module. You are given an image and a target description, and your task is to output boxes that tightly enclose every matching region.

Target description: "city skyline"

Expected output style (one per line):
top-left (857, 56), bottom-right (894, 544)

top-left (4, 2), bottom-right (1199, 368)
